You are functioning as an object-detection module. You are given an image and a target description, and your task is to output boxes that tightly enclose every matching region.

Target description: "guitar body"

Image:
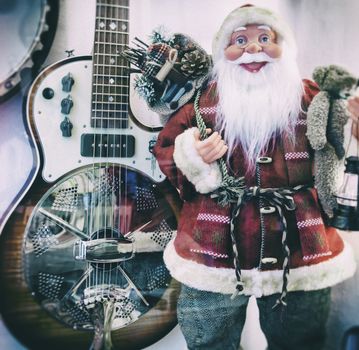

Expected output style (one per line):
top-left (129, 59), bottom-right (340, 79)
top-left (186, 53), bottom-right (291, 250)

top-left (0, 2), bottom-right (182, 349)
top-left (0, 172), bottom-right (181, 350)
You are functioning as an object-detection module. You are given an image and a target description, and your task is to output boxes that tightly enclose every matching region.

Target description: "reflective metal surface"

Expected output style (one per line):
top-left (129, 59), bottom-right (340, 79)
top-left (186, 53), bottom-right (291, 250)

top-left (23, 164), bottom-right (177, 332)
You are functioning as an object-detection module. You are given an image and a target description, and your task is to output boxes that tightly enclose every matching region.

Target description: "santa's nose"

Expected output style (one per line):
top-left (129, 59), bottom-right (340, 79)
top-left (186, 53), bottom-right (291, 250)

top-left (245, 42), bottom-right (262, 54)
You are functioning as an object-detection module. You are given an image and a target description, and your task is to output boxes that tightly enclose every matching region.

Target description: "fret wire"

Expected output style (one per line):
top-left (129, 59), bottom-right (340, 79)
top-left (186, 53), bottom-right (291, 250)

top-left (94, 62), bottom-right (128, 66)
top-left (95, 29), bottom-right (128, 35)
top-left (93, 92), bottom-right (128, 96)
top-left (94, 53), bottom-right (128, 59)
top-left (92, 91), bottom-right (130, 97)
top-left (92, 116), bottom-right (128, 120)
top-left (93, 73), bottom-right (129, 78)
top-left (96, 16), bottom-right (129, 22)
top-left (93, 83), bottom-right (128, 87)
top-left (93, 64), bottom-right (129, 69)
top-left (92, 109), bottom-right (128, 113)
top-left (90, 116), bottom-right (128, 119)
top-left (92, 72), bottom-right (129, 78)
top-left (97, 3), bottom-right (129, 9)
top-left (91, 117), bottom-right (128, 120)
top-left (92, 100), bottom-right (129, 106)
top-left (94, 41), bottom-right (127, 46)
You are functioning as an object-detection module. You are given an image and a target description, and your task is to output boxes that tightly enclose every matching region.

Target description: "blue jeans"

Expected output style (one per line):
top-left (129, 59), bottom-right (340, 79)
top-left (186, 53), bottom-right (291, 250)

top-left (177, 285), bottom-right (331, 350)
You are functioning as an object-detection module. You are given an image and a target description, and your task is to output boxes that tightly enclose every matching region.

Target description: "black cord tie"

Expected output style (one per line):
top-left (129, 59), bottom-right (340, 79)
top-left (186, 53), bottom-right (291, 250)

top-left (212, 185), bottom-right (307, 304)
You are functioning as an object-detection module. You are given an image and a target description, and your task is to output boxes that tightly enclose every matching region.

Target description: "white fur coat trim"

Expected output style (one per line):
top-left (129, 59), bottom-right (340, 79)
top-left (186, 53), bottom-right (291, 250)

top-left (164, 238), bottom-right (356, 297)
top-left (173, 127), bottom-right (222, 194)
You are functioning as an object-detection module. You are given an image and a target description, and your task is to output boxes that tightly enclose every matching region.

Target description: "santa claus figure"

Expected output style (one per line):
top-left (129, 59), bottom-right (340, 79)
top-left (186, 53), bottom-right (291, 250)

top-left (153, 5), bottom-right (356, 350)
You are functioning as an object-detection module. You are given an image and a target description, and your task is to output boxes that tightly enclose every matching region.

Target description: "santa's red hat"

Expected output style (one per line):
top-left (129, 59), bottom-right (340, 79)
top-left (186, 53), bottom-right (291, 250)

top-left (212, 5), bottom-right (297, 62)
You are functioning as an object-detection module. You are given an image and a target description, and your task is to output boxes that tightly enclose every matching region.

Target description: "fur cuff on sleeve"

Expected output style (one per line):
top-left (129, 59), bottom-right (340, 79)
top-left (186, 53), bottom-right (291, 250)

top-left (173, 127), bottom-right (222, 194)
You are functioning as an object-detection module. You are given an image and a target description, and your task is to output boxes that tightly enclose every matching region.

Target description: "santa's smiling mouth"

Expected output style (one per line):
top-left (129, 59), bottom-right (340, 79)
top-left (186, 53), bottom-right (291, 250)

top-left (240, 62), bottom-right (268, 73)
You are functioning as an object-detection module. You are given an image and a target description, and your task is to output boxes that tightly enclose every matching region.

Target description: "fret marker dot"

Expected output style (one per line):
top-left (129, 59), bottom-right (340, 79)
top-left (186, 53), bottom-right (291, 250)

top-left (110, 58), bottom-right (115, 64)
top-left (109, 22), bottom-right (117, 30)
top-left (99, 21), bottom-right (105, 28)
top-left (109, 78), bottom-right (115, 84)
top-left (109, 96), bottom-right (114, 102)
top-left (121, 24), bottom-right (127, 31)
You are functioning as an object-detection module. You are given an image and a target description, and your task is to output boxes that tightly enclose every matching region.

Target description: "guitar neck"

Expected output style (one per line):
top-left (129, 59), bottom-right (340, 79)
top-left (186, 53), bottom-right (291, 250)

top-left (91, 0), bottom-right (130, 129)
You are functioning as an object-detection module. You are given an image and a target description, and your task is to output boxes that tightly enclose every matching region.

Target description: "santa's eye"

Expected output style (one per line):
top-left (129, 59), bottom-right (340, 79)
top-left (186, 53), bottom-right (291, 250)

top-left (235, 36), bottom-right (247, 46)
top-left (259, 34), bottom-right (271, 44)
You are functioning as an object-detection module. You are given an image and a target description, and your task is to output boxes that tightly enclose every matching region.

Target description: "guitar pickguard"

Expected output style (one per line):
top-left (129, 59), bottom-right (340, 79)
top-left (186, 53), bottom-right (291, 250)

top-left (28, 56), bottom-right (164, 183)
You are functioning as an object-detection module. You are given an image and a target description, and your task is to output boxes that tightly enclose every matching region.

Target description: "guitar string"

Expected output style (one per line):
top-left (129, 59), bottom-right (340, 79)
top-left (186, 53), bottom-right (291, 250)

top-left (118, 0), bottom-right (127, 300)
top-left (102, 0), bottom-right (111, 299)
top-left (113, 0), bottom-right (121, 295)
top-left (88, 0), bottom-right (100, 294)
top-left (122, 0), bottom-right (128, 297)
top-left (96, 0), bottom-right (104, 300)
top-left (108, 0), bottom-right (116, 296)
top-left (101, 0), bottom-right (109, 300)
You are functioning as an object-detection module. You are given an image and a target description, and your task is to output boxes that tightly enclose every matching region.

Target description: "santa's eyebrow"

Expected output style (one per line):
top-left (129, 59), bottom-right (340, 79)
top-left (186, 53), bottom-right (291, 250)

top-left (233, 26), bottom-right (247, 32)
top-left (257, 25), bottom-right (272, 31)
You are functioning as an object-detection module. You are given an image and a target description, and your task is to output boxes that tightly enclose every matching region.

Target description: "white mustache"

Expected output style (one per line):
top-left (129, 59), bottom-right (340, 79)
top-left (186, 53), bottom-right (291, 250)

top-left (227, 52), bottom-right (275, 65)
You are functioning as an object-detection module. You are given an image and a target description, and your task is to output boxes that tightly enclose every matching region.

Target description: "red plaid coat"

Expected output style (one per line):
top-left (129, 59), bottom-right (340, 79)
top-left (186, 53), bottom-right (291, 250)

top-left (153, 79), bottom-right (356, 296)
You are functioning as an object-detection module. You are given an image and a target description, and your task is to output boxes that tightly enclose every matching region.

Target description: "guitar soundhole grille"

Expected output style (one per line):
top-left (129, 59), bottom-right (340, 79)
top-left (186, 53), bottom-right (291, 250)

top-left (52, 186), bottom-right (79, 212)
top-left (38, 272), bottom-right (64, 300)
top-left (67, 305), bottom-right (91, 326)
top-left (145, 265), bottom-right (170, 291)
top-left (136, 187), bottom-right (158, 211)
top-left (115, 297), bottom-right (137, 319)
top-left (32, 224), bottom-right (59, 257)
top-left (94, 173), bottom-right (119, 197)
top-left (150, 220), bottom-right (173, 248)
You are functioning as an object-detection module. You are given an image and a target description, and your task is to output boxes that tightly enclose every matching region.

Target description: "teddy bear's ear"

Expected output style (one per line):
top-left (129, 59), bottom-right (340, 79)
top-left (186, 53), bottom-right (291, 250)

top-left (312, 66), bottom-right (328, 88)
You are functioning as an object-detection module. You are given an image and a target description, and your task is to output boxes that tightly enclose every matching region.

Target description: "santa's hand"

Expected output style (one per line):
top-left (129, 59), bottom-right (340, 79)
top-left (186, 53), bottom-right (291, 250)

top-left (194, 128), bottom-right (228, 164)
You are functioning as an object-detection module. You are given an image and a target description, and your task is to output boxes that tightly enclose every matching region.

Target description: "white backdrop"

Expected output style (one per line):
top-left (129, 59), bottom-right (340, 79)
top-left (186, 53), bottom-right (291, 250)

top-left (280, 2), bottom-right (359, 350)
top-left (1, 1), bottom-right (359, 350)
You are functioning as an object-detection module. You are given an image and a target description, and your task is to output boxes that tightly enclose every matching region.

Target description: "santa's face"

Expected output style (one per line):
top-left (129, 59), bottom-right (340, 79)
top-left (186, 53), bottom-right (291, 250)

top-left (224, 24), bottom-right (282, 73)
top-left (213, 23), bottom-right (303, 171)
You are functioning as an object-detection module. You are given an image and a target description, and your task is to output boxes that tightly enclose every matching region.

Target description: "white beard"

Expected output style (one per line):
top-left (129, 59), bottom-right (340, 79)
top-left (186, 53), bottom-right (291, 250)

top-left (213, 48), bottom-right (304, 172)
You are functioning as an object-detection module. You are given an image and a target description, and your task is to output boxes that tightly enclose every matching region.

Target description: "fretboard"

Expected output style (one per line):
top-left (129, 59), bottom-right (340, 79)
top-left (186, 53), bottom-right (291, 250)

top-left (91, 0), bottom-right (130, 129)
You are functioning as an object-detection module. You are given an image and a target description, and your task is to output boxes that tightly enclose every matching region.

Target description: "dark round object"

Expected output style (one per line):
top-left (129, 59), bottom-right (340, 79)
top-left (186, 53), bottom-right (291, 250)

top-left (42, 87), bottom-right (54, 99)
top-left (169, 101), bottom-right (179, 110)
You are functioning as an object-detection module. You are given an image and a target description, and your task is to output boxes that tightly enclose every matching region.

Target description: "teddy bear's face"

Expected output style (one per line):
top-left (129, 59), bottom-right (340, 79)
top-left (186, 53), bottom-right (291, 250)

top-left (313, 65), bottom-right (357, 97)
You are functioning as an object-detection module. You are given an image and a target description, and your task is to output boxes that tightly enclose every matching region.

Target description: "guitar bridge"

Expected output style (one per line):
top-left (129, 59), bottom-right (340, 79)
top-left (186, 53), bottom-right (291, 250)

top-left (74, 238), bottom-right (134, 263)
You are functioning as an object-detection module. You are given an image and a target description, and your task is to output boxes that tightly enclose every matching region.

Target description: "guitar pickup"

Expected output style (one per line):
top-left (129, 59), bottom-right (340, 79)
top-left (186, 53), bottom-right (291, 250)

top-left (81, 133), bottom-right (135, 157)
